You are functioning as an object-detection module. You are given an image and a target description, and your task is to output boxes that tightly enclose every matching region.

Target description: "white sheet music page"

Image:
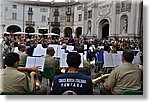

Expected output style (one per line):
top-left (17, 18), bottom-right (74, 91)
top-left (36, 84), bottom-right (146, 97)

top-left (35, 57), bottom-right (45, 71)
top-left (103, 53), bottom-right (114, 67)
top-left (25, 57), bottom-right (36, 68)
top-left (60, 53), bottom-right (68, 67)
top-left (112, 54), bottom-right (122, 67)
top-left (117, 51), bottom-right (123, 55)
top-left (132, 56), bottom-right (141, 64)
top-left (32, 48), bottom-right (41, 56)
top-left (79, 53), bottom-right (84, 68)
top-left (67, 46), bottom-right (74, 52)
top-left (40, 48), bottom-right (47, 56)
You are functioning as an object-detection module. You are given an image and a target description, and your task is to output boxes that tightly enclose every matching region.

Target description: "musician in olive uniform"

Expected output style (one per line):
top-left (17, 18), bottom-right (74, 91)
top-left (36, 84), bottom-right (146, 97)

top-left (17, 44), bottom-right (28, 67)
top-left (1, 52), bottom-right (47, 95)
top-left (100, 49), bottom-right (141, 95)
top-left (44, 47), bottom-right (60, 75)
top-left (0, 53), bottom-right (35, 94)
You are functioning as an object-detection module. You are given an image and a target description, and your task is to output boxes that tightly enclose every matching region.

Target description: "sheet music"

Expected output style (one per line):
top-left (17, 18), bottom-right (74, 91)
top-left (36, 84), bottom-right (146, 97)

top-left (35, 57), bottom-right (45, 71)
top-left (53, 47), bottom-right (58, 57)
top-left (58, 49), bottom-right (65, 58)
top-left (60, 53), bottom-right (68, 67)
top-left (41, 48), bottom-right (47, 56)
top-left (32, 48), bottom-right (47, 56)
top-left (112, 54), bottom-right (122, 67)
top-left (25, 57), bottom-right (45, 71)
top-left (104, 53), bottom-right (122, 68)
top-left (117, 51), bottom-right (123, 55)
top-left (32, 48), bottom-right (41, 56)
top-left (103, 53), bottom-right (114, 67)
top-left (67, 46), bottom-right (74, 52)
top-left (79, 53), bottom-right (84, 68)
top-left (132, 56), bottom-right (141, 64)
top-left (25, 57), bottom-right (36, 68)
top-left (60, 53), bottom-right (84, 68)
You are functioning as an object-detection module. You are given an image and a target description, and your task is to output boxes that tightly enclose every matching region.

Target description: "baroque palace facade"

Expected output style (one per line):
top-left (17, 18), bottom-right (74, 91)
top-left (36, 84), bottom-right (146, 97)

top-left (0, 0), bottom-right (143, 40)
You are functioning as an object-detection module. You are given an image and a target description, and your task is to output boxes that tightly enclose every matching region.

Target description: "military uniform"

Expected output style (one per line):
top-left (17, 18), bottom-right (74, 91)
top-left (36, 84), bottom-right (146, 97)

top-left (78, 60), bottom-right (91, 76)
top-left (18, 51), bottom-right (28, 67)
top-left (0, 67), bottom-right (32, 93)
top-left (104, 62), bottom-right (141, 95)
top-left (44, 55), bottom-right (60, 74)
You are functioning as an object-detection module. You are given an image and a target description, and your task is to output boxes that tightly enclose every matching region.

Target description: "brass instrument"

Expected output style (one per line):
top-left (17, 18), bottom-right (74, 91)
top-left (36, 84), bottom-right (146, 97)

top-left (34, 73), bottom-right (41, 90)
top-left (92, 74), bottom-right (110, 88)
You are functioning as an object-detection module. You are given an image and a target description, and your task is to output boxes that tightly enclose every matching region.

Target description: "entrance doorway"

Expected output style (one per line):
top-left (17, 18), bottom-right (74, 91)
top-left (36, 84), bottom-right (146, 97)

top-left (99, 19), bottom-right (109, 39)
top-left (76, 27), bottom-right (82, 38)
top-left (7, 25), bottom-right (21, 33)
top-left (52, 28), bottom-right (60, 35)
top-left (64, 27), bottom-right (72, 37)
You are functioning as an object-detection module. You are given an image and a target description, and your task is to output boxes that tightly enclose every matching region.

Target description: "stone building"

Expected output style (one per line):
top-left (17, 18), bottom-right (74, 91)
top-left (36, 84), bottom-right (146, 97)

top-left (0, 0), bottom-right (143, 40)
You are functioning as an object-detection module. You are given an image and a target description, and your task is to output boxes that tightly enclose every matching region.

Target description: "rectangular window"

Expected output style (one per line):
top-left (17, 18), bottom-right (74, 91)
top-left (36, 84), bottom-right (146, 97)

top-left (77, 6), bottom-right (83, 10)
top-left (121, 2), bottom-right (131, 12)
top-left (29, 7), bottom-right (33, 12)
top-left (67, 15), bottom-right (71, 22)
top-left (12, 12), bottom-right (17, 20)
top-left (84, 9), bottom-right (88, 20)
top-left (42, 15), bottom-right (46, 22)
top-left (116, 3), bottom-right (121, 14)
top-left (88, 10), bottom-right (92, 19)
top-left (12, 4), bottom-right (17, 9)
top-left (78, 14), bottom-right (82, 21)
top-left (40, 8), bottom-right (48, 12)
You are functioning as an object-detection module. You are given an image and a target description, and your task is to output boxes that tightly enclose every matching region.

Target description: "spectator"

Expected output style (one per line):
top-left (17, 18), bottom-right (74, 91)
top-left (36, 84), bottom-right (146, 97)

top-left (68, 36), bottom-right (74, 45)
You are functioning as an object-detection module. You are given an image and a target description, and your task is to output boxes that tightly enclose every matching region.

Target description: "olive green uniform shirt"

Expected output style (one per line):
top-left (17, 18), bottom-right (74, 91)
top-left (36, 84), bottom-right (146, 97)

top-left (104, 62), bottom-right (141, 95)
top-left (18, 51), bottom-right (28, 67)
top-left (0, 67), bottom-right (32, 93)
top-left (44, 55), bottom-right (59, 73)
